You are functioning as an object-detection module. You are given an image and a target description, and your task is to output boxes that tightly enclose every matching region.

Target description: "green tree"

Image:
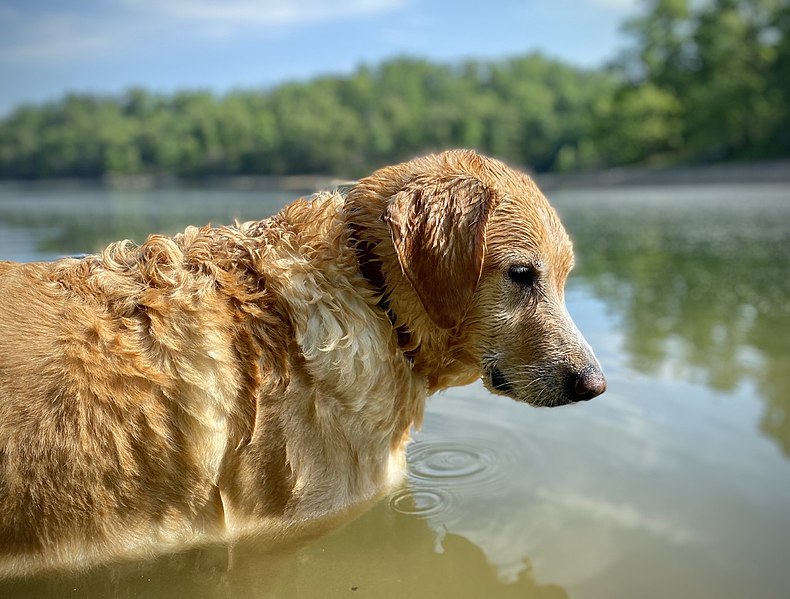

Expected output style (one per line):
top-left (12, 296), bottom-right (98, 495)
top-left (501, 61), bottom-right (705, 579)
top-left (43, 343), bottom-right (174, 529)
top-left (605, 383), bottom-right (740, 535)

top-left (1, 7), bottom-right (787, 182)
top-left (616, 0), bottom-right (788, 162)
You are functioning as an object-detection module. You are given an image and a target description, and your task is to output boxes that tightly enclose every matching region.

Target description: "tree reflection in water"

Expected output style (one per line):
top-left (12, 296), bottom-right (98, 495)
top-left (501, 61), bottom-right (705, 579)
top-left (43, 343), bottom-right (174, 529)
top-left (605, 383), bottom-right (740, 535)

top-left (554, 184), bottom-right (790, 455)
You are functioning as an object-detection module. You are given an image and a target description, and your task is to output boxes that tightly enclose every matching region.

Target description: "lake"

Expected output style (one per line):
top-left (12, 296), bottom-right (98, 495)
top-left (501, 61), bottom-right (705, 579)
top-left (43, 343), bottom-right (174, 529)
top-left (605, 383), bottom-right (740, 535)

top-left (1, 180), bottom-right (789, 599)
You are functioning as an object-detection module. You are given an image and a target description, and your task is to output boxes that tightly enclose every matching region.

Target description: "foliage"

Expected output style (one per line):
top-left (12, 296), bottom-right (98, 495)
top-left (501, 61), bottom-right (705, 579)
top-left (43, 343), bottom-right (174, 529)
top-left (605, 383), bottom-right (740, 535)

top-left (617, 0), bottom-right (789, 162)
top-left (0, 0), bottom-right (787, 179)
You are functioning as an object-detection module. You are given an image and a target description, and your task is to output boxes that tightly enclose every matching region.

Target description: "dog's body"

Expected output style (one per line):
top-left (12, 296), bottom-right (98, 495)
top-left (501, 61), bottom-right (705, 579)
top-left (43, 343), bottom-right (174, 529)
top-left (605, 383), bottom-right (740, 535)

top-left (0, 150), bottom-right (604, 575)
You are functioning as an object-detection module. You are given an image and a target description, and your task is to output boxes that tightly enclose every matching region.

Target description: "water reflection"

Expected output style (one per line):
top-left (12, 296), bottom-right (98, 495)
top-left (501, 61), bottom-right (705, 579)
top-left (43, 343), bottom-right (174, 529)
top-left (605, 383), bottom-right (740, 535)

top-left (2, 182), bottom-right (790, 597)
top-left (0, 497), bottom-right (569, 599)
top-left (394, 184), bottom-right (790, 597)
top-left (0, 183), bottom-right (300, 260)
top-left (404, 386), bottom-right (709, 594)
top-left (553, 185), bottom-right (790, 456)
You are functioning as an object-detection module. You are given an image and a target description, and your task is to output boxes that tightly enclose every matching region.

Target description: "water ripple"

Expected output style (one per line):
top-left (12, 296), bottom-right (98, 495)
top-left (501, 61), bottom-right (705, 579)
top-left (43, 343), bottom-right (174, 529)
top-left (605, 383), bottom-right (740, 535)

top-left (388, 487), bottom-right (453, 519)
top-left (407, 439), bottom-right (511, 490)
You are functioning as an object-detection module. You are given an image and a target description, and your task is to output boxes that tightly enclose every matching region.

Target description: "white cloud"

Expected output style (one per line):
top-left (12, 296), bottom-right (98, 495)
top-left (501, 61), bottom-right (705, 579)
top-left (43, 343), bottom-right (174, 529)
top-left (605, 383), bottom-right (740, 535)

top-left (537, 490), bottom-right (696, 545)
top-left (0, 0), bottom-right (408, 64)
top-left (0, 13), bottom-right (120, 64)
top-left (123, 0), bottom-right (406, 27)
top-left (584, 0), bottom-right (640, 11)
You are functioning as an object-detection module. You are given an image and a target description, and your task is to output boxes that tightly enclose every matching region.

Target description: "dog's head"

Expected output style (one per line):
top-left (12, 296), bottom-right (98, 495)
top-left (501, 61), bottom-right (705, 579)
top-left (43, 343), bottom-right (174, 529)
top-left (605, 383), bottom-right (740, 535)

top-left (348, 149), bottom-right (605, 407)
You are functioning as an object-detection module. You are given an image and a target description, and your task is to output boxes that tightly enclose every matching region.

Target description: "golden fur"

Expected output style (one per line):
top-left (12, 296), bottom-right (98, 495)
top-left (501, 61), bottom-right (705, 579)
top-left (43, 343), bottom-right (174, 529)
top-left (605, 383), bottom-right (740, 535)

top-left (0, 150), bottom-right (604, 575)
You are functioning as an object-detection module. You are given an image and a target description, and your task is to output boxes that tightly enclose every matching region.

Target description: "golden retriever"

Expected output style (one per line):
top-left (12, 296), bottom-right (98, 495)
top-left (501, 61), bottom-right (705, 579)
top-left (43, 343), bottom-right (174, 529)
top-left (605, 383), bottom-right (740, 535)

top-left (0, 150), bottom-right (605, 575)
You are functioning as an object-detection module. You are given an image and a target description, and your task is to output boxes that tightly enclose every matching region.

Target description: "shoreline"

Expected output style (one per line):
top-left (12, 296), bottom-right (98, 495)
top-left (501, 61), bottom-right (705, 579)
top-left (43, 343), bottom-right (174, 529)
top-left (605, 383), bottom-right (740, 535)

top-left (1, 159), bottom-right (788, 192)
top-left (533, 159), bottom-right (790, 190)
top-left (0, 173), bottom-right (341, 193)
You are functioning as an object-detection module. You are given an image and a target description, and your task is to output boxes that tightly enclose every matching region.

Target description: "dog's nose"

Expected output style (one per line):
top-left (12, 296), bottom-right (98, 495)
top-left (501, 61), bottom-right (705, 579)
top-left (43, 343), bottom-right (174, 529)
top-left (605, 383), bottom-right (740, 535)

top-left (569, 366), bottom-right (606, 401)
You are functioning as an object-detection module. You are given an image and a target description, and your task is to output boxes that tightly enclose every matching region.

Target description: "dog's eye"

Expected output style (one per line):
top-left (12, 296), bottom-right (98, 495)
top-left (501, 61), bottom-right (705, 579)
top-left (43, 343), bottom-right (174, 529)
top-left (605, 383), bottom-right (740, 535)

top-left (507, 265), bottom-right (536, 288)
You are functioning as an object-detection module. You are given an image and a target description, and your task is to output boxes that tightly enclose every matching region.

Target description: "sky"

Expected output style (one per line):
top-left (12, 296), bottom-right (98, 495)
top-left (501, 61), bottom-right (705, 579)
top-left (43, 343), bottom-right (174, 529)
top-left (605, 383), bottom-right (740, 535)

top-left (0, 0), bottom-right (641, 115)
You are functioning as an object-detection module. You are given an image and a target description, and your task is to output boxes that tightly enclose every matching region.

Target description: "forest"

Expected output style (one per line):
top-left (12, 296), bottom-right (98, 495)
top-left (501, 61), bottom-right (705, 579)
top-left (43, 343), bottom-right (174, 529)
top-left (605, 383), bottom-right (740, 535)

top-left (0, 0), bottom-right (788, 179)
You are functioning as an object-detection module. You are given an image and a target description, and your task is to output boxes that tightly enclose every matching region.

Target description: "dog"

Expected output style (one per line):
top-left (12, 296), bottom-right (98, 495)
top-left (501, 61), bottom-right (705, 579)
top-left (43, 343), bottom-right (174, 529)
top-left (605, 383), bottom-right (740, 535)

top-left (0, 149), bottom-right (605, 575)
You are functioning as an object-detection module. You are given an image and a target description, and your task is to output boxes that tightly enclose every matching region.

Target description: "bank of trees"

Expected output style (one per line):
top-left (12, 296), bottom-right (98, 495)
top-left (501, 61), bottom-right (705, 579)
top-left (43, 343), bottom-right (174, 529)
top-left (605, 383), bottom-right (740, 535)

top-left (0, 0), bottom-right (787, 179)
top-left (609, 0), bottom-right (790, 163)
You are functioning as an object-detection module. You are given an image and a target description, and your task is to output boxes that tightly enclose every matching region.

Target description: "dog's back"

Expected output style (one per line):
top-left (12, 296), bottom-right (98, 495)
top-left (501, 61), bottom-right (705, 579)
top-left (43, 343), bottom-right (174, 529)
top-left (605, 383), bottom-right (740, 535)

top-left (0, 241), bottom-right (259, 572)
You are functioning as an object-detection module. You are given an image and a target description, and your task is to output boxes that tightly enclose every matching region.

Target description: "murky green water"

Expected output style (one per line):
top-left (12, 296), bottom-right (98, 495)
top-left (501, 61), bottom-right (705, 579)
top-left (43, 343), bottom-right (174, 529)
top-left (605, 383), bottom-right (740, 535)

top-left (1, 181), bottom-right (789, 599)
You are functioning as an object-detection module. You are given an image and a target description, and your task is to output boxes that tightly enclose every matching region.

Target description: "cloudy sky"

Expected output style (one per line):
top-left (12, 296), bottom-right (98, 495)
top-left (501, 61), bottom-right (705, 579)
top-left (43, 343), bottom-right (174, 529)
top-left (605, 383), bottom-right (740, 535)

top-left (0, 0), bottom-right (640, 114)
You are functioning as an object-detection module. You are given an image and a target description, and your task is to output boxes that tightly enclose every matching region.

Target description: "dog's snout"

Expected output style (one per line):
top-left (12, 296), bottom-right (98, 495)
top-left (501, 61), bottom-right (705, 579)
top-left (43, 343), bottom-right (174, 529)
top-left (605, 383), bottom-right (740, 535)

top-left (568, 366), bottom-right (606, 401)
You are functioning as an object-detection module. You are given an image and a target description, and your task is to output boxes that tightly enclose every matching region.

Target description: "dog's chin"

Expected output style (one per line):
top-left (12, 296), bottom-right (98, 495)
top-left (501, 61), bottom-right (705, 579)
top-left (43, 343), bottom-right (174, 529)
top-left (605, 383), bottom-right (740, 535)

top-left (482, 366), bottom-right (569, 407)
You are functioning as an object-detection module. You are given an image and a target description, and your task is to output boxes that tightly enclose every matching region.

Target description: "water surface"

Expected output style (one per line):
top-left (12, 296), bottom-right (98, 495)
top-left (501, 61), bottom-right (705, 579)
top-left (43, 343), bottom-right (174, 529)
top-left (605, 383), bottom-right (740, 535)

top-left (0, 181), bottom-right (788, 598)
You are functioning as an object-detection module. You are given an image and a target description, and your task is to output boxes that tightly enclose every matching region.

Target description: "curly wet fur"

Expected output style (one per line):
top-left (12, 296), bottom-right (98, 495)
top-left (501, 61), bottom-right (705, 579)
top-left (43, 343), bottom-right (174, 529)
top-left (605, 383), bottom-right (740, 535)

top-left (0, 150), bottom-right (603, 575)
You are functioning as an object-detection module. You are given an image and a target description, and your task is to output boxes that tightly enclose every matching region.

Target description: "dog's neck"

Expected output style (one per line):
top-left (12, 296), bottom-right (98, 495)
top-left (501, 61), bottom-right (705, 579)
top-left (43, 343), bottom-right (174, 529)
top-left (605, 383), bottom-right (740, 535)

top-left (342, 190), bottom-right (480, 393)
top-left (346, 218), bottom-right (414, 357)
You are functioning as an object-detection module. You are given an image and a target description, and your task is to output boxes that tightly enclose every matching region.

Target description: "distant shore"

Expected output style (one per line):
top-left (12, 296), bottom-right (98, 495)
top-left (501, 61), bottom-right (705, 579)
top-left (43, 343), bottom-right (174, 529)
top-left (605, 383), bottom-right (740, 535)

top-left (533, 159), bottom-right (790, 190)
top-left (2, 159), bottom-right (789, 193)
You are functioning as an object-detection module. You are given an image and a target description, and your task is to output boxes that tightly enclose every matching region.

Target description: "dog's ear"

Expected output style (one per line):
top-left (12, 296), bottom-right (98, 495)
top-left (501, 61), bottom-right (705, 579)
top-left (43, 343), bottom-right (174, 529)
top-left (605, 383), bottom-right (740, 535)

top-left (384, 175), bottom-right (495, 329)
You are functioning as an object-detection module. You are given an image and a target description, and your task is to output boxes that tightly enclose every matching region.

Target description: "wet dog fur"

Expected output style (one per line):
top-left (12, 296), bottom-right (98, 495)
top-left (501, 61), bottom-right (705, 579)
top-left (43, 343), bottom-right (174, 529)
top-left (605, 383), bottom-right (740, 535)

top-left (0, 150), bottom-right (604, 575)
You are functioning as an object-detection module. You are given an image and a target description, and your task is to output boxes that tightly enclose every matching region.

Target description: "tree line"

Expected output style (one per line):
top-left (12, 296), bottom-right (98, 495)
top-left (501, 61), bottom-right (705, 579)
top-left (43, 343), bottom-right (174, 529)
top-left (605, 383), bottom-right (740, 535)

top-left (1, 0), bottom-right (787, 180)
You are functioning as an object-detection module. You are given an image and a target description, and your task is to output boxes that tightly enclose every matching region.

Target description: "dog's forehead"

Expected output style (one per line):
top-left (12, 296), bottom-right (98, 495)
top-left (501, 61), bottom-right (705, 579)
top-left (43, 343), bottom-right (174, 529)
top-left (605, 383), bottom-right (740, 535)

top-left (486, 180), bottom-right (574, 273)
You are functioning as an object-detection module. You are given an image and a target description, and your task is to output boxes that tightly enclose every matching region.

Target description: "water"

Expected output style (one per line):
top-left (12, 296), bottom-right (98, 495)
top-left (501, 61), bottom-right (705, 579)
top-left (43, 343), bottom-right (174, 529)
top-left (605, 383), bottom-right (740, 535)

top-left (1, 181), bottom-right (789, 598)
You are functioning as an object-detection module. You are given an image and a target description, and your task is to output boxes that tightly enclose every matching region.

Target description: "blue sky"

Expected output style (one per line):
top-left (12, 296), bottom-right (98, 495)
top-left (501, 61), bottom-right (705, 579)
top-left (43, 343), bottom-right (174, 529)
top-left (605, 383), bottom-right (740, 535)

top-left (0, 0), bottom-right (640, 115)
